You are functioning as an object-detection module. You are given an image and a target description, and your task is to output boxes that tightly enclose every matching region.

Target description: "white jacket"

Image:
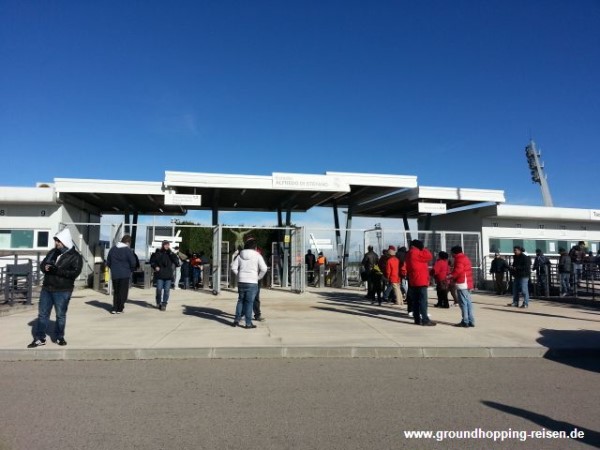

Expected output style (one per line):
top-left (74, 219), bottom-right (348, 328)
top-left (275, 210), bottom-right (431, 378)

top-left (231, 249), bottom-right (267, 284)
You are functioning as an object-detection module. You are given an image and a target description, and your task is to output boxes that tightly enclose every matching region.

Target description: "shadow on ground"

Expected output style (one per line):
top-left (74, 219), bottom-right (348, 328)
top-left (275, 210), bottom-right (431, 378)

top-left (312, 291), bottom-right (458, 326)
top-left (182, 305), bottom-right (235, 326)
top-left (482, 400), bottom-right (600, 447)
top-left (127, 299), bottom-right (156, 309)
top-left (27, 318), bottom-right (56, 341)
top-left (85, 300), bottom-right (113, 312)
top-left (480, 306), bottom-right (600, 323)
top-left (537, 329), bottom-right (600, 373)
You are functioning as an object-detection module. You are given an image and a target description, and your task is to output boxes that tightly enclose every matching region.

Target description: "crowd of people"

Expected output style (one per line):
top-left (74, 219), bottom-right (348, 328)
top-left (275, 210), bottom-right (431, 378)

top-left (361, 240), bottom-right (475, 328)
top-left (25, 228), bottom-right (599, 348)
top-left (489, 240), bottom-right (600, 299)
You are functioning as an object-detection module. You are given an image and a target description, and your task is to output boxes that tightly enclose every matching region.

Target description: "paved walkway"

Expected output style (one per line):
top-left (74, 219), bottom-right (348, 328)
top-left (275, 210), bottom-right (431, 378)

top-left (1, 286), bottom-right (599, 360)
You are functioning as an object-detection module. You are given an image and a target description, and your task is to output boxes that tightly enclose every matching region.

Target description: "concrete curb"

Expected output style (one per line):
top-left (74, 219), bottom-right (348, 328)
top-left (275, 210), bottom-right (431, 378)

top-left (1, 346), bottom-right (599, 361)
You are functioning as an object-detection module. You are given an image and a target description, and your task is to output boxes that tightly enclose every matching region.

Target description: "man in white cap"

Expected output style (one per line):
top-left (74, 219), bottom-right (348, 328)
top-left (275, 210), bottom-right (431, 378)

top-left (28, 228), bottom-right (83, 348)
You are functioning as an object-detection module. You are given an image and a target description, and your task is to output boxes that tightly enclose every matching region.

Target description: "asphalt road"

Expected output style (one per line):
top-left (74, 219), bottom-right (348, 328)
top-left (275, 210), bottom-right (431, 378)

top-left (0, 358), bottom-right (598, 450)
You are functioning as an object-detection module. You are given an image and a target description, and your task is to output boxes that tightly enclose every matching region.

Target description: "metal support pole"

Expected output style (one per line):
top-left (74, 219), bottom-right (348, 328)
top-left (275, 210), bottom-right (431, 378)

top-left (131, 212), bottom-right (138, 250)
top-left (212, 189), bottom-right (220, 226)
top-left (403, 213), bottom-right (413, 242)
top-left (283, 210), bottom-right (292, 288)
top-left (342, 199), bottom-right (354, 287)
top-left (124, 212), bottom-right (131, 235)
top-left (333, 201), bottom-right (343, 262)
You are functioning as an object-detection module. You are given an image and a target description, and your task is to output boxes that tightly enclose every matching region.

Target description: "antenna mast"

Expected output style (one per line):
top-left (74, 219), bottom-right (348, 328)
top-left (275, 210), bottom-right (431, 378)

top-left (525, 139), bottom-right (554, 207)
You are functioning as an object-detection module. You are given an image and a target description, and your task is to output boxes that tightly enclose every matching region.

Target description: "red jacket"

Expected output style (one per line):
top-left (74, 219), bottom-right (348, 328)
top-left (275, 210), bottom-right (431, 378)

top-left (432, 259), bottom-right (450, 284)
top-left (406, 247), bottom-right (433, 287)
top-left (385, 255), bottom-right (400, 283)
top-left (450, 252), bottom-right (474, 290)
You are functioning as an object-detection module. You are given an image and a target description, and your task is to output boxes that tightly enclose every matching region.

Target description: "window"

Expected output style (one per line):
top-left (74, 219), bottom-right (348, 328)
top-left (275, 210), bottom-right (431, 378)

top-left (492, 222), bottom-right (499, 228)
top-left (37, 231), bottom-right (49, 248)
top-left (0, 229), bottom-right (51, 249)
top-left (11, 230), bottom-right (34, 248)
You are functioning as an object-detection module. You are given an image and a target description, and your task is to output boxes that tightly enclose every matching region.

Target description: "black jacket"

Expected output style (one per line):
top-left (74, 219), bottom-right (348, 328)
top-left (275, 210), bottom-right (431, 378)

top-left (558, 254), bottom-right (572, 273)
top-left (40, 247), bottom-right (83, 292)
top-left (510, 253), bottom-right (531, 278)
top-left (150, 249), bottom-right (179, 280)
top-left (362, 251), bottom-right (379, 271)
top-left (490, 257), bottom-right (508, 274)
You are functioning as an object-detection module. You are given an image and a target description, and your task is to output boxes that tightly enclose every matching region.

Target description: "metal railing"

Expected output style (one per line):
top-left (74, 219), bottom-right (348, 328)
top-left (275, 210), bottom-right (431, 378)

top-left (480, 256), bottom-right (599, 301)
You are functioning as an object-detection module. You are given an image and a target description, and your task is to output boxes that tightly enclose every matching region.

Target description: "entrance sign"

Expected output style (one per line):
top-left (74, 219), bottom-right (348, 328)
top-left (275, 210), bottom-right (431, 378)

top-left (272, 173), bottom-right (349, 191)
top-left (164, 193), bottom-right (202, 206)
top-left (418, 202), bottom-right (447, 214)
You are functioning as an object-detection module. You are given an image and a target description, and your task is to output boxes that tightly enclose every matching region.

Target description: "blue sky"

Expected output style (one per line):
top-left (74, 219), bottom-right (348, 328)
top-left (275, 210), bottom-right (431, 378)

top-left (1, 0), bottom-right (599, 210)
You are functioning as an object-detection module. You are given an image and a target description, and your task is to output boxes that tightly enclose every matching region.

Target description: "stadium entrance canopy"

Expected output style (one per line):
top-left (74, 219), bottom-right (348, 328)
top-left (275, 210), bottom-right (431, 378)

top-left (54, 171), bottom-right (505, 268)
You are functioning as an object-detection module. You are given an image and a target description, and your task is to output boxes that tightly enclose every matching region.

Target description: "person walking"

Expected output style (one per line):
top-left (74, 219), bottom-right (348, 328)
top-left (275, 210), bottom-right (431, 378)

top-left (449, 246), bottom-right (475, 327)
top-left (28, 228), bottom-right (83, 348)
top-left (558, 248), bottom-right (572, 297)
top-left (106, 234), bottom-right (137, 314)
top-left (508, 246), bottom-right (532, 308)
top-left (361, 245), bottom-right (379, 301)
top-left (432, 251), bottom-right (450, 308)
top-left (231, 237), bottom-right (268, 328)
top-left (382, 246), bottom-right (402, 305)
top-left (150, 240), bottom-right (179, 311)
top-left (305, 249), bottom-right (316, 285)
top-left (405, 239), bottom-right (435, 326)
top-left (489, 252), bottom-right (508, 295)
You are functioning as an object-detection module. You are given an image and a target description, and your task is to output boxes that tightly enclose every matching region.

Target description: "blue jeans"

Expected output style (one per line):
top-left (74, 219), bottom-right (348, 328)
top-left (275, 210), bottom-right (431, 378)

top-left (35, 289), bottom-right (72, 340)
top-left (409, 286), bottom-right (430, 324)
top-left (457, 289), bottom-right (474, 325)
top-left (512, 277), bottom-right (530, 306)
top-left (560, 273), bottom-right (571, 295)
top-left (235, 282), bottom-right (258, 326)
top-left (156, 279), bottom-right (172, 305)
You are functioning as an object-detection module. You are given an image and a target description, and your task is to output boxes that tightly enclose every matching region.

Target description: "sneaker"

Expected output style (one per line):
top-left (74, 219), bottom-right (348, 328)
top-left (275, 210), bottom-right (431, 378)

top-left (468, 323), bottom-right (475, 328)
top-left (520, 304), bottom-right (528, 309)
top-left (231, 321), bottom-right (239, 327)
top-left (110, 310), bottom-right (117, 314)
top-left (454, 322), bottom-right (468, 328)
top-left (159, 304), bottom-right (166, 311)
top-left (27, 339), bottom-right (46, 348)
top-left (116, 311), bottom-right (122, 315)
top-left (254, 317), bottom-right (265, 322)
top-left (408, 312), bottom-right (413, 318)
top-left (244, 324), bottom-right (257, 329)
top-left (57, 338), bottom-right (67, 346)
top-left (156, 302), bottom-right (161, 309)
top-left (422, 321), bottom-right (437, 327)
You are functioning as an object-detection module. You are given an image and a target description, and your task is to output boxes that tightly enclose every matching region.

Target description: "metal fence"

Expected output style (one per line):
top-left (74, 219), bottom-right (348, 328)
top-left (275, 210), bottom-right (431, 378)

top-left (481, 256), bottom-right (599, 300)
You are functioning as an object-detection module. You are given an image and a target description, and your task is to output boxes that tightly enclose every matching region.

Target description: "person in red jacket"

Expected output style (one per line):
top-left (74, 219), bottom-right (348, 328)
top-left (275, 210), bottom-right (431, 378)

top-left (383, 245), bottom-right (401, 305)
top-left (449, 245), bottom-right (475, 327)
top-left (405, 239), bottom-right (435, 326)
top-left (432, 251), bottom-right (450, 308)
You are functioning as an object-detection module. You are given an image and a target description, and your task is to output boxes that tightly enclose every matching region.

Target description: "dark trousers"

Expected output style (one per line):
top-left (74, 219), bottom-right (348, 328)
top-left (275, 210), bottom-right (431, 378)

top-left (410, 286), bottom-right (430, 324)
top-left (253, 283), bottom-right (262, 319)
top-left (493, 272), bottom-right (506, 294)
top-left (436, 285), bottom-right (449, 308)
top-left (112, 278), bottom-right (130, 312)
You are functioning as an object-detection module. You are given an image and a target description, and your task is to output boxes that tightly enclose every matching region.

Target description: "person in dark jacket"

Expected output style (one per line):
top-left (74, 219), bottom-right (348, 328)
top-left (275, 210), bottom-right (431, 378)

top-left (489, 253), bottom-right (508, 295)
top-left (558, 248), bottom-right (572, 297)
top-left (305, 249), bottom-right (316, 284)
top-left (106, 234), bottom-right (137, 314)
top-left (28, 228), bottom-right (83, 348)
top-left (508, 246), bottom-right (531, 308)
top-left (361, 245), bottom-right (379, 301)
top-left (150, 240), bottom-right (179, 311)
top-left (532, 249), bottom-right (551, 296)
